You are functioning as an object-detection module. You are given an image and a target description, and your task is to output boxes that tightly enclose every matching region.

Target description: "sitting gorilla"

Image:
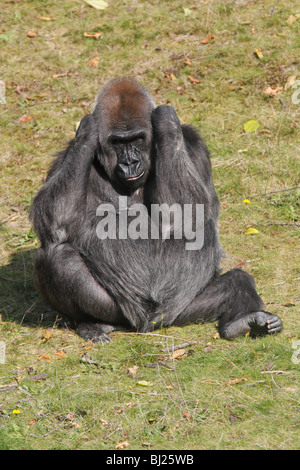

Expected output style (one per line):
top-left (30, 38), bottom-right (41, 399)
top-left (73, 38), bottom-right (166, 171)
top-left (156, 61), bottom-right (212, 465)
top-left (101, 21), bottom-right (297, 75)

top-left (30, 77), bottom-right (282, 342)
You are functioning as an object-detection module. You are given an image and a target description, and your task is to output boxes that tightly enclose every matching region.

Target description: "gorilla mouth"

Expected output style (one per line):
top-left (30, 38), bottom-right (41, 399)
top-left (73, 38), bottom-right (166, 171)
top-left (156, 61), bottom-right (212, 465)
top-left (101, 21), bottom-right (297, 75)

top-left (127, 171), bottom-right (145, 181)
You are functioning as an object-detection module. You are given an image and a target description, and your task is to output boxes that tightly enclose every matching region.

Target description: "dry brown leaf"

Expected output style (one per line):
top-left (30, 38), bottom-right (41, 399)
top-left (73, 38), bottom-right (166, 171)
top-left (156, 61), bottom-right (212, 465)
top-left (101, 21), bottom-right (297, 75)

top-left (286, 14), bottom-right (300, 26)
top-left (226, 377), bottom-right (248, 385)
top-left (52, 73), bottom-right (72, 78)
top-left (27, 419), bottom-right (37, 425)
top-left (201, 34), bottom-right (215, 44)
top-left (37, 353), bottom-right (52, 362)
top-left (19, 115), bottom-right (36, 124)
top-left (27, 31), bottom-right (37, 38)
top-left (263, 85), bottom-right (283, 97)
top-left (116, 440), bottom-right (130, 449)
top-left (128, 365), bottom-right (139, 377)
top-left (83, 31), bottom-right (104, 40)
top-left (36, 16), bottom-right (55, 21)
top-left (188, 75), bottom-right (200, 84)
top-left (55, 350), bottom-right (67, 359)
top-left (89, 56), bottom-right (100, 67)
top-left (184, 58), bottom-right (192, 66)
top-left (41, 330), bottom-right (52, 342)
top-left (100, 418), bottom-right (110, 426)
top-left (169, 348), bottom-right (186, 360)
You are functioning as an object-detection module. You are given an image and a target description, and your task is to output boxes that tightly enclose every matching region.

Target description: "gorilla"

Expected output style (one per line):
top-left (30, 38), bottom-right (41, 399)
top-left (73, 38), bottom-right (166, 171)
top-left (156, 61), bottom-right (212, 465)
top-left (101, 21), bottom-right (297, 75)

top-left (30, 77), bottom-right (282, 342)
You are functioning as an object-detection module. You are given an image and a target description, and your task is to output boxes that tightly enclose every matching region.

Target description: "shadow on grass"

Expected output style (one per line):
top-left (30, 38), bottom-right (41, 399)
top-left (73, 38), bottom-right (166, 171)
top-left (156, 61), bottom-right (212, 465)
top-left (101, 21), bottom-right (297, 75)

top-left (0, 249), bottom-right (57, 328)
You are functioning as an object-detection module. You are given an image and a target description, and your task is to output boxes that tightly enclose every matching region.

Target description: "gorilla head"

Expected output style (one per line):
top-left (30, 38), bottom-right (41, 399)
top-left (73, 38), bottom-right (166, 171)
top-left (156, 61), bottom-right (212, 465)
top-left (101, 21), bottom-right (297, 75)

top-left (93, 78), bottom-right (156, 190)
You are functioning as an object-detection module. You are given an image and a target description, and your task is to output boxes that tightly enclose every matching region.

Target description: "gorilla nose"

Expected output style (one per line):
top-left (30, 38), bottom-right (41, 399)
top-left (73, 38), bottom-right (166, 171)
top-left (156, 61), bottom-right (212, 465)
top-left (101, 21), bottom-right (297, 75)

top-left (117, 162), bottom-right (144, 181)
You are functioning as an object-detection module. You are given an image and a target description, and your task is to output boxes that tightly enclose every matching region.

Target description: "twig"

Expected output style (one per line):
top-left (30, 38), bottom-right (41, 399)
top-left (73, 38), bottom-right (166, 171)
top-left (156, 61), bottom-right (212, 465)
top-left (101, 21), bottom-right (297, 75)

top-left (248, 186), bottom-right (299, 198)
top-left (261, 370), bottom-right (288, 375)
top-left (253, 221), bottom-right (300, 227)
top-left (161, 341), bottom-right (197, 353)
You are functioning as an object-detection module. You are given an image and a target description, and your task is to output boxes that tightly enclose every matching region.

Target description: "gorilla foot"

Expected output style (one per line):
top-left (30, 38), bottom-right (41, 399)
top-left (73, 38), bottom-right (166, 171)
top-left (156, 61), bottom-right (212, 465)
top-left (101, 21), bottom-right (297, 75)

top-left (76, 322), bottom-right (114, 343)
top-left (219, 311), bottom-right (282, 340)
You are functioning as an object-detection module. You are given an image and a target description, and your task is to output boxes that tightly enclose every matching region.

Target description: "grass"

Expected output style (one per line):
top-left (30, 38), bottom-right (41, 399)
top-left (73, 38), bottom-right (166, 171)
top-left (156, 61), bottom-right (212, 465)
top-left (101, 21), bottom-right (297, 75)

top-left (0, 0), bottom-right (299, 450)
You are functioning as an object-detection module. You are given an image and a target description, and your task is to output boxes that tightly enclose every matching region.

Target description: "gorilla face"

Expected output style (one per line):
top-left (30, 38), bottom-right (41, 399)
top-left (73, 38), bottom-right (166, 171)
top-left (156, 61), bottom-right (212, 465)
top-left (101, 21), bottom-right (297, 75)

top-left (111, 129), bottom-right (149, 183)
top-left (96, 127), bottom-right (152, 191)
top-left (92, 78), bottom-right (155, 191)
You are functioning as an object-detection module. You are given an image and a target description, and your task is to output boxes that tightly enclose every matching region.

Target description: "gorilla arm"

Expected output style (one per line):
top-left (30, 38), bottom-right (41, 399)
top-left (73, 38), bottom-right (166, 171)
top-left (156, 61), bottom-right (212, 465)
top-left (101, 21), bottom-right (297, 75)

top-left (151, 105), bottom-right (214, 208)
top-left (30, 115), bottom-right (124, 339)
top-left (30, 114), bottom-right (98, 245)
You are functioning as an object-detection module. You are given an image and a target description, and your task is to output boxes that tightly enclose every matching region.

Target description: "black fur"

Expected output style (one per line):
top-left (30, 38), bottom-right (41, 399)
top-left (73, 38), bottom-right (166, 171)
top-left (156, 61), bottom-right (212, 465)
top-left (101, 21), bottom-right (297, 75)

top-left (30, 78), bottom-right (282, 341)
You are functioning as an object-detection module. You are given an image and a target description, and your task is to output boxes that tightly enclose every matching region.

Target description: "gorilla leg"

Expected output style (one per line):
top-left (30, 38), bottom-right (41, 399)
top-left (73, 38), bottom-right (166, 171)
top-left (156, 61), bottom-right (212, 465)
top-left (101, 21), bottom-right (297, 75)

top-left (34, 244), bottom-right (128, 341)
top-left (173, 269), bottom-right (282, 339)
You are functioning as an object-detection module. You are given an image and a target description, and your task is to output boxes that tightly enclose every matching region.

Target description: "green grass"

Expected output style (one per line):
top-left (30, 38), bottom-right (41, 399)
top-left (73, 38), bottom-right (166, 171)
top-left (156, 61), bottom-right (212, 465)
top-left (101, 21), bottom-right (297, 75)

top-left (0, 0), bottom-right (299, 450)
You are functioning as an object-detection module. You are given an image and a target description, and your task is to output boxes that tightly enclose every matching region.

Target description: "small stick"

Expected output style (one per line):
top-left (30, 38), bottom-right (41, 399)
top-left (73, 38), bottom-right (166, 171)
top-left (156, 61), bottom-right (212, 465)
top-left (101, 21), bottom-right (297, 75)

top-left (161, 341), bottom-right (197, 353)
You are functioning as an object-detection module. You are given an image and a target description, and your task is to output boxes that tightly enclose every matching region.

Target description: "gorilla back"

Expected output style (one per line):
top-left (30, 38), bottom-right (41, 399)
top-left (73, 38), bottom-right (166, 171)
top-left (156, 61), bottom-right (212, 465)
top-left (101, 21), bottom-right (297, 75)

top-left (30, 78), bottom-right (282, 342)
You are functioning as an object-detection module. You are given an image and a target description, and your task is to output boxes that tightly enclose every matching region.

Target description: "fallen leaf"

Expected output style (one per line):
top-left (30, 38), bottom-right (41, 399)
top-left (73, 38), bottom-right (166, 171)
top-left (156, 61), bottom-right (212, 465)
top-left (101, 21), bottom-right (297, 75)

top-left (52, 73), bottom-right (72, 78)
top-left (27, 419), bottom-right (37, 425)
top-left (116, 440), bottom-right (130, 449)
top-left (183, 7), bottom-right (192, 16)
top-left (100, 418), bottom-right (111, 426)
top-left (84, 0), bottom-right (108, 9)
top-left (128, 365), bottom-right (139, 377)
top-left (83, 31), bottom-right (104, 40)
top-left (184, 411), bottom-right (191, 420)
top-left (184, 58), bottom-right (191, 66)
top-left (201, 33), bottom-right (215, 44)
top-left (188, 75), bottom-right (200, 84)
top-left (251, 27), bottom-right (257, 35)
top-left (169, 348), bottom-right (186, 360)
top-left (55, 350), bottom-right (67, 359)
top-left (27, 31), bottom-right (37, 38)
top-left (244, 120), bottom-right (260, 133)
top-left (244, 227), bottom-right (260, 235)
top-left (263, 85), bottom-right (283, 97)
top-left (41, 330), bottom-right (52, 342)
top-left (254, 48), bottom-right (263, 60)
top-left (36, 16), bottom-right (55, 21)
top-left (137, 380), bottom-right (153, 387)
top-left (19, 115), bottom-right (36, 124)
top-left (37, 353), bottom-right (52, 361)
top-left (226, 377), bottom-right (248, 385)
top-left (286, 14), bottom-right (300, 26)
top-left (89, 56), bottom-right (99, 67)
